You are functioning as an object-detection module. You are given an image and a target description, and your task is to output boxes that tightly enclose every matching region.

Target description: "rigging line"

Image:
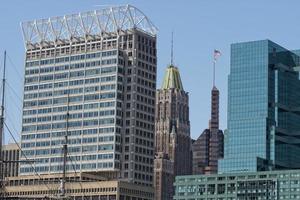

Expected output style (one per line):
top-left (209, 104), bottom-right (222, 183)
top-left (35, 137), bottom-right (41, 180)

top-left (6, 81), bottom-right (23, 104)
top-left (0, 55), bottom-right (3, 80)
top-left (50, 151), bottom-right (64, 195)
top-left (67, 154), bottom-right (88, 200)
top-left (4, 115), bottom-right (21, 147)
top-left (6, 89), bottom-right (23, 114)
top-left (4, 114), bottom-right (20, 141)
top-left (67, 153), bottom-right (78, 175)
top-left (6, 53), bottom-right (23, 81)
top-left (4, 122), bottom-right (52, 192)
top-left (5, 97), bottom-right (22, 135)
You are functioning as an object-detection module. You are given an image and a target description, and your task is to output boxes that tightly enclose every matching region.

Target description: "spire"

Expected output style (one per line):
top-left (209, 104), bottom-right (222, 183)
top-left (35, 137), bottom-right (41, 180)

top-left (171, 31), bottom-right (174, 66)
top-left (161, 31), bottom-right (184, 90)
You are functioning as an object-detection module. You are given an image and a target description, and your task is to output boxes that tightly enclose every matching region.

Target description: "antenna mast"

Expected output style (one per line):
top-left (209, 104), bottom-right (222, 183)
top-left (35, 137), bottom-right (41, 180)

top-left (171, 31), bottom-right (174, 66)
top-left (0, 51), bottom-right (6, 190)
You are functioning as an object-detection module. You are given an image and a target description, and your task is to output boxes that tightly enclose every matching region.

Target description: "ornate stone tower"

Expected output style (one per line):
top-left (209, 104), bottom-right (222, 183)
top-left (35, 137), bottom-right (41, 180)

top-left (154, 65), bottom-right (192, 200)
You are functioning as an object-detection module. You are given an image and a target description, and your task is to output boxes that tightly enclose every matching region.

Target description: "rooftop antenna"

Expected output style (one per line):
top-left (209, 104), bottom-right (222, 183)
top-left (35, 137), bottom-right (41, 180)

top-left (0, 50), bottom-right (6, 192)
top-left (171, 31), bottom-right (174, 66)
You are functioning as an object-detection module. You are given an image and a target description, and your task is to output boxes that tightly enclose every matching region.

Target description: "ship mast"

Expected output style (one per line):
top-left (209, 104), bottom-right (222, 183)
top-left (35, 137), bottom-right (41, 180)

top-left (60, 93), bottom-right (69, 198)
top-left (0, 51), bottom-right (6, 191)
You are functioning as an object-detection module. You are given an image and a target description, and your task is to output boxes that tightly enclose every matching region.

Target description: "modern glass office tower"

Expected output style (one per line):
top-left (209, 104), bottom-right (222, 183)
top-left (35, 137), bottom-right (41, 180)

top-left (20, 5), bottom-right (157, 186)
top-left (219, 40), bottom-right (300, 173)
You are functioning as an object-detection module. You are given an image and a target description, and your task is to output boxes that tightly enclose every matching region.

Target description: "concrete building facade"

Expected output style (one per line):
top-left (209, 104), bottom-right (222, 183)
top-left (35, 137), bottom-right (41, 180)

top-left (19, 5), bottom-right (157, 187)
top-left (154, 65), bottom-right (192, 200)
top-left (0, 143), bottom-right (19, 198)
top-left (1, 143), bottom-right (19, 180)
top-left (4, 173), bottom-right (154, 200)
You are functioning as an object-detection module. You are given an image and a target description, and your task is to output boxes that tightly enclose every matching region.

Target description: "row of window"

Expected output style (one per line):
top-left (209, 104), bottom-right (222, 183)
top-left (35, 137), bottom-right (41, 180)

top-left (22, 118), bottom-right (115, 132)
top-left (23, 101), bottom-right (115, 116)
top-left (21, 127), bottom-right (116, 140)
top-left (25, 84), bottom-right (115, 100)
top-left (25, 65), bottom-right (117, 84)
top-left (22, 135), bottom-right (114, 148)
top-left (24, 75), bottom-right (117, 92)
top-left (34, 153), bottom-right (114, 163)
top-left (23, 92), bottom-right (116, 107)
top-left (25, 50), bottom-right (117, 67)
top-left (23, 144), bottom-right (114, 157)
top-left (20, 161), bottom-right (114, 173)
top-left (81, 153), bottom-right (114, 161)
top-left (23, 110), bottom-right (115, 124)
top-left (137, 52), bottom-right (156, 65)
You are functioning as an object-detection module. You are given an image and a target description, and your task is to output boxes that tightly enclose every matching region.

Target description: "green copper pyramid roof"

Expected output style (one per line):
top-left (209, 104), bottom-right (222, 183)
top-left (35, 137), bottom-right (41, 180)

top-left (161, 65), bottom-right (183, 90)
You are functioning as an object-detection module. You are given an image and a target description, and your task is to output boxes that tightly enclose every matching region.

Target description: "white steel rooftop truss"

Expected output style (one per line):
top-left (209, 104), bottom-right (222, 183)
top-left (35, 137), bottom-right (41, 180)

top-left (21, 5), bottom-right (158, 49)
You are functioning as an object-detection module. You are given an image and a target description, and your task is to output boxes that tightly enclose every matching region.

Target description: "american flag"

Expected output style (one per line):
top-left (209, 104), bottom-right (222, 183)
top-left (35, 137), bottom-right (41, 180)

top-left (214, 49), bottom-right (221, 61)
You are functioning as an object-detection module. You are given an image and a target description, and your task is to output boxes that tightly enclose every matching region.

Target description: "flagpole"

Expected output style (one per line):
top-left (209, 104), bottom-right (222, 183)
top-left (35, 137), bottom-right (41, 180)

top-left (213, 49), bottom-right (221, 87)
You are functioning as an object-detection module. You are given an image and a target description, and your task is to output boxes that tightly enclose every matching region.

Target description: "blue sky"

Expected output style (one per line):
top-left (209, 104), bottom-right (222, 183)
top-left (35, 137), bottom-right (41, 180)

top-left (1, 0), bottom-right (300, 142)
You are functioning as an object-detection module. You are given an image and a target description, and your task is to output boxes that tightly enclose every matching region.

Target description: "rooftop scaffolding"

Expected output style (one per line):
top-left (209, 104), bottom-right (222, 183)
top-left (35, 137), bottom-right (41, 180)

top-left (21, 5), bottom-right (158, 49)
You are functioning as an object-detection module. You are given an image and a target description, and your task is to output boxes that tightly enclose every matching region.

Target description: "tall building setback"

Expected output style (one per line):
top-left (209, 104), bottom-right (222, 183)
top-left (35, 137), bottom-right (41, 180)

top-left (154, 65), bottom-right (192, 200)
top-left (219, 40), bottom-right (300, 173)
top-left (192, 86), bottom-right (224, 174)
top-left (20, 5), bottom-right (157, 187)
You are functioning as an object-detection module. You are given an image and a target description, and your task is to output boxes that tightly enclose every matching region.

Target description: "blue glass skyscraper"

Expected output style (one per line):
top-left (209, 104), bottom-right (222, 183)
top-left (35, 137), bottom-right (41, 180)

top-left (219, 40), bottom-right (300, 173)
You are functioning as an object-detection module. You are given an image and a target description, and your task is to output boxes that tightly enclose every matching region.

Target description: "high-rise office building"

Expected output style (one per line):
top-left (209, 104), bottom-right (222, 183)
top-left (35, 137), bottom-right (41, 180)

top-left (219, 40), bottom-right (300, 173)
top-left (154, 65), bottom-right (192, 200)
top-left (192, 86), bottom-right (223, 174)
top-left (20, 5), bottom-right (157, 186)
